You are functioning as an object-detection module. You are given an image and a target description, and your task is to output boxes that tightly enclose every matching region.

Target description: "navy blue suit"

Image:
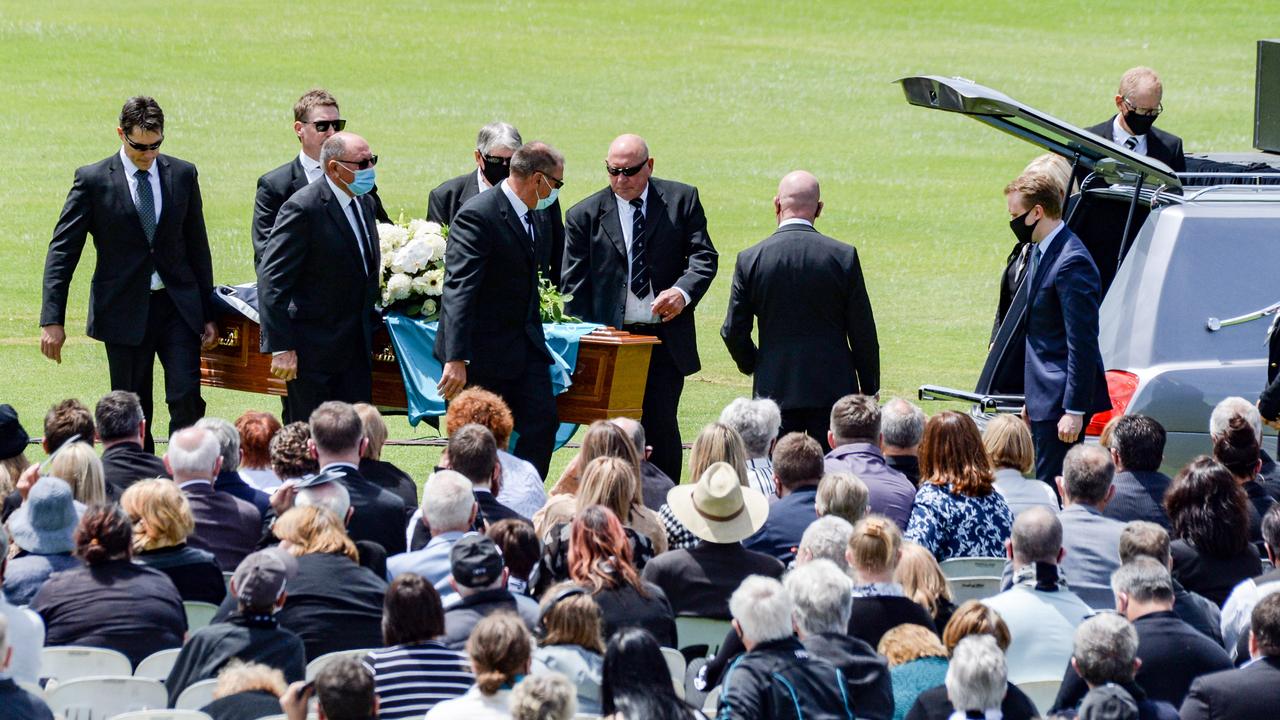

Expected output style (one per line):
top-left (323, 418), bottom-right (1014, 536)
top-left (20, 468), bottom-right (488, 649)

top-left (1022, 224), bottom-right (1110, 481)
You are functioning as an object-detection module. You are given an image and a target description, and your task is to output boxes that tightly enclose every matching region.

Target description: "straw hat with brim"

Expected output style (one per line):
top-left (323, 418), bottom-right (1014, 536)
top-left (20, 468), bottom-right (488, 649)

top-left (667, 461), bottom-right (770, 544)
top-left (8, 476), bottom-right (79, 555)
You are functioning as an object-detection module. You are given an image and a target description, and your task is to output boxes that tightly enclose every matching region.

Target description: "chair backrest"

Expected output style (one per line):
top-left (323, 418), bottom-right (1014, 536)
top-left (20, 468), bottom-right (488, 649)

top-left (947, 576), bottom-right (1004, 603)
top-left (660, 646), bottom-right (686, 701)
top-left (703, 685), bottom-right (721, 713)
top-left (1016, 678), bottom-right (1062, 716)
top-left (133, 648), bottom-right (183, 682)
top-left (305, 648), bottom-right (375, 680)
top-left (673, 616), bottom-right (733, 658)
top-left (17, 679), bottom-right (44, 699)
top-left (41, 646), bottom-right (134, 684)
top-left (112, 712), bottom-right (214, 720)
top-left (45, 676), bottom-right (167, 720)
top-left (182, 601), bottom-right (220, 632)
top-left (173, 678), bottom-right (220, 711)
top-left (939, 557), bottom-right (1007, 578)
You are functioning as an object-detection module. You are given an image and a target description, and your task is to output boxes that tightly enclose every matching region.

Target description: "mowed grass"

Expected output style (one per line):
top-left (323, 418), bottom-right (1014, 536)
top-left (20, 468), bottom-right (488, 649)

top-left (0, 0), bottom-right (1266, 481)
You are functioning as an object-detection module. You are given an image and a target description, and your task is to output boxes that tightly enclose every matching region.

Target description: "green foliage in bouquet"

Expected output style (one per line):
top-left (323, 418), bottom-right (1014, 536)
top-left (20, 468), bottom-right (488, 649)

top-left (538, 275), bottom-right (579, 324)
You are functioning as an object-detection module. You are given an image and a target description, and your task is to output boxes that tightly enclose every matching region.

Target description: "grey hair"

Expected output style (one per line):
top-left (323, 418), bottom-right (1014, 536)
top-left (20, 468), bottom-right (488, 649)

top-left (1072, 612), bottom-right (1139, 685)
top-left (166, 427), bottom-right (222, 476)
top-left (510, 141), bottom-right (563, 178)
top-left (510, 671), bottom-right (577, 720)
top-left (319, 134), bottom-right (347, 169)
top-left (785, 558), bottom-right (853, 636)
top-left (296, 480), bottom-right (351, 520)
top-left (195, 417), bottom-right (241, 472)
top-left (1062, 444), bottom-right (1114, 505)
top-left (1011, 505), bottom-right (1062, 565)
top-left (1210, 396), bottom-right (1262, 443)
top-left (1110, 556), bottom-right (1175, 604)
top-left (476, 121), bottom-right (522, 155)
top-left (815, 472), bottom-right (870, 526)
top-left (945, 635), bottom-right (1007, 712)
top-left (729, 575), bottom-right (794, 646)
top-left (719, 398), bottom-right (782, 458)
top-left (881, 398), bottom-right (926, 448)
top-left (422, 470), bottom-right (476, 532)
top-left (799, 515), bottom-right (854, 571)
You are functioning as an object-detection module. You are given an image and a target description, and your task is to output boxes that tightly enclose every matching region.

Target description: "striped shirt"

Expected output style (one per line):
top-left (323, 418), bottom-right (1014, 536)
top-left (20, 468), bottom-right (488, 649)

top-left (362, 641), bottom-right (474, 719)
top-left (746, 457), bottom-right (776, 498)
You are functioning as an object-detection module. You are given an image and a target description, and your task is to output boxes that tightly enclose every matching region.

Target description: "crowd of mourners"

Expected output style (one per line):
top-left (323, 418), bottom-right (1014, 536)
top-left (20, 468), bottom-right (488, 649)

top-left (2, 388), bottom-right (1280, 720)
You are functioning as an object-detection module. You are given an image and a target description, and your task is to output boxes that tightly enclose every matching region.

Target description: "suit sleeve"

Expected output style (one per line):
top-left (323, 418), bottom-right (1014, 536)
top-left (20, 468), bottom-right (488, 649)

top-left (845, 248), bottom-right (880, 396)
top-left (251, 174), bottom-right (286, 270)
top-left (1057, 252), bottom-right (1104, 414)
top-left (257, 200), bottom-right (310, 352)
top-left (371, 186), bottom-right (391, 224)
top-left (1177, 679), bottom-right (1212, 720)
top-left (436, 208), bottom-right (492, 363)
top-left (547, 197), bottom-right (566, 288)
top-left (672, 187), bottom-right (718, 306)
top-left (41, 167), bottom-right (94, 327)
top-left (720, 251), bottom-right (758, 375)
top-left (560, 206), bottom-right (593, 318)
top-left (182, 166), bottom-right (215, 323)
top-left (1261, 376), bottom-right (1280, 421)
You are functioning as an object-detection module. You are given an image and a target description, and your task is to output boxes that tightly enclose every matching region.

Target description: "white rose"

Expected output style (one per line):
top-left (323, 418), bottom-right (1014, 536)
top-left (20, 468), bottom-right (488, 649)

top-left (386, 273), bottom-right (413, 301)
top-left (410, 274), bottom-right (433, 296)
top-left (379, 224), bottom-right (410, 254)
top-left (394, 238), bottom-right (433, 274)
top-left (422, 299), bottom-right (438, 317)
top-left (424, 268), bottom-right (445, 296)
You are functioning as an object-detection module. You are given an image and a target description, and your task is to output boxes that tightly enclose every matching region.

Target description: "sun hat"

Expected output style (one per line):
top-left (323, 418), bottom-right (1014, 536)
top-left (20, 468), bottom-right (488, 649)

top-left (7, 476), bottom-right (79, 554)
top-left (666, 461), bottom-right (770, 544)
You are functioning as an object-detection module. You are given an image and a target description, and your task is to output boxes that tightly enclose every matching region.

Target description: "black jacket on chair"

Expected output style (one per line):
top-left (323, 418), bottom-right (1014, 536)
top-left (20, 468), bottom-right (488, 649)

top-left (1085, 117), bottom-right (1186, 173)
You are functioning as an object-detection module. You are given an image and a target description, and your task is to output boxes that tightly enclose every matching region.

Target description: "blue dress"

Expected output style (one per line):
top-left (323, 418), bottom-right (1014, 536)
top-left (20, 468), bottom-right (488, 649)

top-left (905, 482), bottom-right (1014, 561)
top-left (889, 656), bottom-right (949, 720)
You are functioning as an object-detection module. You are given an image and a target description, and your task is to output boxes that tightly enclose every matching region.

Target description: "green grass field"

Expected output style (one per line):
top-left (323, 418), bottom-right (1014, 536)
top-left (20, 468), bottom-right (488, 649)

top-left (0, 1), bottom-right (1267, 481)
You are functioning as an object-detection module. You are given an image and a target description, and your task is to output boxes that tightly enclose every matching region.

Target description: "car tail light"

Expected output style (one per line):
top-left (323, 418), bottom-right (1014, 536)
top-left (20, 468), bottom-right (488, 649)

top-left (1085, 370), bottom-right (1140, 436)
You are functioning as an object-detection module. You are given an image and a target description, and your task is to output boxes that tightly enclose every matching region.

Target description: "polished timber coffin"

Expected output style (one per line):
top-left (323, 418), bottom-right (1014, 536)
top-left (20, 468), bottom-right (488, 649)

top-left (199, 309), bottom-right (659, 425)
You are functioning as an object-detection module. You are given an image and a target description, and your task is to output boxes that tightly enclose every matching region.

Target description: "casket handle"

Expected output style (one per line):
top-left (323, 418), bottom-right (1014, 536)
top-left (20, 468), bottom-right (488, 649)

top-left (218, 326), bottom-right (241, 348)
top-left (375, 344), bottom-right (398, 363)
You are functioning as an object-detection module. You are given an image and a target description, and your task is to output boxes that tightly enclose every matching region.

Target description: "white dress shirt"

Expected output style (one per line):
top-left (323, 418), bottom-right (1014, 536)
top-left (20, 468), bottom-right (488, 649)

top-left (120, 147), bottom-right (165, 291)
top-left (778, 217), bottom-right (814, 229)
top-left (500, 179), bottom-right (536, 240)
top-left (476, 167), bottom-right (491, 194)
top-left (324, 176), bottom-right (370, 269)
top-left (1111, 115), bottom-right (1148, 155)
top-left (298, 150), bottom-right (324, 184)
top-left (614, 185), bottom-right (691, 323)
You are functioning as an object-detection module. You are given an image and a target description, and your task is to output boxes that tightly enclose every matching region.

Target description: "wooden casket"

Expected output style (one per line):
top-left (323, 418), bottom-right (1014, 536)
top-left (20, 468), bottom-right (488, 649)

top-left (199, 309), bottom-right (659, 425)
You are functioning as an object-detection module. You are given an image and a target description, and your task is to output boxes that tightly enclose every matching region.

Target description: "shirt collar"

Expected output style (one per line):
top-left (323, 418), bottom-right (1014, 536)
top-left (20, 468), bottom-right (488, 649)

top-left (119, 147), bottom-right (157, 177)
top-left (298, 150), bottom-right (323, 181)
top-left (500, 179), bottom-right (532, 221)
top-left (320, 461), bottom-right (358, 472)
top-left (779, 217), bottom-right (814, 229)
top-left (850, 581), bottom-right (905, 598)
top-left (614, 184), bottom-right (650, 211)
top-left (178, 479), bottom-right (213, 490)
top-left (1035, 220), bottom-right (1066, 257)
top-left (747, 457), bottom-right (772, 470)
top-left (324, 175), bottom-right (354, 209)
top-left (1113, 113), bottom-right (1143, 141)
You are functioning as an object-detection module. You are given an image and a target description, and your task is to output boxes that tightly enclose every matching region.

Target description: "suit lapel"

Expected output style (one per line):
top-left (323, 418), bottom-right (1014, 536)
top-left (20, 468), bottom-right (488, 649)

top-left (1030, 228), bottom-right (1070, 295)
top-left (600, 193), bottom-right (628, 261)
top-left (156, 156), bottom-right (173, 234)
top-left (290, 158), bottom-right (310, 194)
top-left (320, 182), bottom-right (366, 270)
top-left (109, 154), bottom-right (148, 240)
top-left (497, 191), bottom-right (535, 263)
top-left (645, 183), bottom-right (672, 250)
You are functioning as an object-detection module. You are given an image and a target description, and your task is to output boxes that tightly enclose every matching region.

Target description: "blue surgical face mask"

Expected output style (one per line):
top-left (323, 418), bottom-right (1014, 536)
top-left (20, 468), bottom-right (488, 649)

top-left (344, 166), bottom-right (376, 196)
top-left (535, 174), bottom-right (559, 211)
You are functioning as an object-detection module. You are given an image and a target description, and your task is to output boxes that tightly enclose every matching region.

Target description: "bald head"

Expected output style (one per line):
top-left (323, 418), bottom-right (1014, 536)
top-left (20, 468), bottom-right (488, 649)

top-left (610, 417), bottom-right (646, 456)
top-left (776, 171), bottom-right (822, 223)
top-left (320, 132), bottom-right (372, 195)
top-left (607, 134), bottom-right (653, 201)
top-left (609, 134), bottom-right (649, 160)
top-left (1010, 505), bottom-right (1063, 567)
top-left (164, 426), bottom-right (223, 481)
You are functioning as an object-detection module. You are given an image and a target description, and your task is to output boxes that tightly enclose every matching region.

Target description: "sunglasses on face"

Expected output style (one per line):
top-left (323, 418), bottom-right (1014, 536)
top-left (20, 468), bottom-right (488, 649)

top-left (483, 154), bottom-right (511, 166)
top-left (306, 119), bottom-right (347, 133)
top-left (1123, 98), bottom-right (1162, 117)
top-left (338, 155), bottom-right (378, 170)
top-left (606, 160), bottom-right (647, 177)
top-left (542, 171), bottom-right (564, 189)
top-left (123, 134), bottom-right (164, 152)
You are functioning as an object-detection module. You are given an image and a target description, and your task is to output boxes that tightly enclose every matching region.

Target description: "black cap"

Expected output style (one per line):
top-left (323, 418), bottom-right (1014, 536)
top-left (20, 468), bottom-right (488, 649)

top-left (1078, 684), bottom-right (1138, 720)
top-left (450, 534), bottom-right (504, 588)
top-left (0, 405), bottom-right (29, 459)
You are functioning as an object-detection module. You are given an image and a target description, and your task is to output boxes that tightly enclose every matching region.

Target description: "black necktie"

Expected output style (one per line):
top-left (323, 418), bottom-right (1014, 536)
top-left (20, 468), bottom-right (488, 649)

top-left (629, 197), bottom-right (652, 298)
top-left (350, 199), bottom-right (375, 276)
top-left (134, 169), bottom-right (157, 244)
top-left (1124, 136), bottom-right (1139, 150)
top-left (525, 211), bottom-right (537, 245)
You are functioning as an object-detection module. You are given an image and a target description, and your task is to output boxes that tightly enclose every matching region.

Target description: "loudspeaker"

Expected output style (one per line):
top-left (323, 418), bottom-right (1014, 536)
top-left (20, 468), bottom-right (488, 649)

top-left (1255, 39), bottom-right (1280, 153)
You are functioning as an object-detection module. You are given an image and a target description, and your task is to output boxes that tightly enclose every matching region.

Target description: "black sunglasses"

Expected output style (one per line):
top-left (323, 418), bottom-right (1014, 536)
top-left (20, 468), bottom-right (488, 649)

top-left (307, 119), bottom-right (347, 133)
top-left (483, 154), bottom-right (511, 166)
top-left (337, 155), bottom-right (378, 170)
top-left (123, 134), bottom-right (164, 152)
top-left (541, 171), bottom-right (564, 189)
top-left (606, 160), bottom-right (646, 177)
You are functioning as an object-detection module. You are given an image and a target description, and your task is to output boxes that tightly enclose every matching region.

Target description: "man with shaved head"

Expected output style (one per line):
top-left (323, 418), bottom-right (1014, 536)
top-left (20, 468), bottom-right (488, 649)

top-left (721, 171), bottom-right (879, 448)
top-left (563, 134), bottom-right (718, 481)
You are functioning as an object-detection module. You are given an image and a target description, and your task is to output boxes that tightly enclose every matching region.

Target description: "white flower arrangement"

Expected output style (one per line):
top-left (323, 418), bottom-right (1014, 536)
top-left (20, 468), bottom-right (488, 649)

top-left (377, 213), bottom-right (448, 317)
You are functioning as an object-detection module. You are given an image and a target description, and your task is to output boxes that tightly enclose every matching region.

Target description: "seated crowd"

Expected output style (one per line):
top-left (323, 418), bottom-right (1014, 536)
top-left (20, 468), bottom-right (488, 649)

top-left (3, 390), bottom-right (1280, 719)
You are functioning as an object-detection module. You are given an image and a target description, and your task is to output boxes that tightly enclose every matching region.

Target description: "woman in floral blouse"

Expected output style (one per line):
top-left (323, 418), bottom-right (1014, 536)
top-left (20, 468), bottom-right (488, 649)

top-left (905, 411), bottom-right (1014, 562)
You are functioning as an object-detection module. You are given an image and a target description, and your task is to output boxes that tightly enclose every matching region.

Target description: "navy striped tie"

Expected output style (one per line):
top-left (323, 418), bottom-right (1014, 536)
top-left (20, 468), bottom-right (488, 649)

top-left (134, 169), bottom-right (156, 243)
top-left (629, 197), bottom-right (652, 298)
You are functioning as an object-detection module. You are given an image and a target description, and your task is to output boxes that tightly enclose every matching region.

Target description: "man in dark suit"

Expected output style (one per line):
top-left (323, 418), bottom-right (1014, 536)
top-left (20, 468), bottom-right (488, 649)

top-left (563, 135), bottom-right (718, 482)
top-left (721, 170), bottom-right (878, 446)
top-left (1180, 592), bottom-right (1280, 720)
top-left (1103, 415), bottom-right (1174, 530)
top-left (447, 424), bottom-right (527, 526)
top-left (427, 121), bottom-right (566, 285)
top-left (164, 426), bottom-right (263, 572)
top-left (95, 390), bottom-right (168, 495)
top-left (308, 402), bottom-right (407, 555)
top-left (1006, 170), bottom-right (1111, 483)
top-left (435, 142), bottom-right (565, 477)
top-left (1085, 66), bottom-right (1185, 173)
top-left (258, 132), bottom-right (382, 424)
top-left (40, 96), bottom-right (217, 452)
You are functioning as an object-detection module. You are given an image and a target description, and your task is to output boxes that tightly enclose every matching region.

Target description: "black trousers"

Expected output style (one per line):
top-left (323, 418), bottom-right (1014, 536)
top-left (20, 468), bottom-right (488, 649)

top-left (626, 325), bottom-right (685, 484)
top-left (284, 356), bottom-right (373, 425)
top-left (1031, 414), bottom-right (1092, 486)
top-left (469, 348), bottom-right (557, 479)
top-left (779, 407), bottom-right (833, 452)
top-left (104, 290), bottom-right (205, 453)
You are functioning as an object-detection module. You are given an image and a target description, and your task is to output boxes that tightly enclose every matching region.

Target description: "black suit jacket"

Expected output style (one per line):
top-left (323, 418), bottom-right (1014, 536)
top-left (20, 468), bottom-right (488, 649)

top-left (101, 442), bottom-right (170, 495)
top-left (257, 180), bottom-right (381, 374)
top-left (1086, 117), bottom-right (1186, 173)
top-left (1179, 655), bottom-right (1280, 720)
top-left (1258, 321), bottom-right (1280, 421)
top-left (42, 153), bottom-right (213, 344)
top-left (434, 183), bottom-right (550, 379)
top-left (474, 489), bottom-right (527, 526)
top-left (324, 464), bottom-right (407, 556)
top-left (562, 178), bottom-right (718, 375)
top-left (427, 171), bottom-right (566, 286)
top-left (182, 481), bottom-right (263, 572)
top-left (721, 223), bottom-right (879, 408)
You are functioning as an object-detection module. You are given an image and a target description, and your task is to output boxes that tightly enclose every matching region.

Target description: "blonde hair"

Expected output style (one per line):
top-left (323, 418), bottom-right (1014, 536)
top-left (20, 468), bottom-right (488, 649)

top-left (877, 623), bottom-right (948, 666)
top-left (468, 612), bottom-right (533, 696)
top-left (538, 582), bottom-right (604, 653)
top-left (273, 506), bottom-right (358, 562)
top-left (1022, 153), bottom-right (1073, 197)
top-left (1118, 66), bottom-right (1162, 99)
top-left (0, 454), bottom-right (30, 497)
top-left (213, 659), bottom-right (287, 699)
top-left (816, 472), bottom-right (870, 525)
top-left (354, 403), bottom-right (388, 460)
top-left (577, 457), bottom-right (635, 522)
top-left (511, 673), bottom-right (577, 720)
top-left (848, 515), bottom-right (901, 575)
top-left (982, 414), bottom-right (1034, 474)
top-left (943, 600), bottom-right (1012, 655)
top-left (895, 542), bottom-right (953, 616)
top-left (48, 441), bottom-right (106, 505)
top-left (121, 478), bottom-right (195, 552)
top-left (688, 423), bottom-right (749, 486)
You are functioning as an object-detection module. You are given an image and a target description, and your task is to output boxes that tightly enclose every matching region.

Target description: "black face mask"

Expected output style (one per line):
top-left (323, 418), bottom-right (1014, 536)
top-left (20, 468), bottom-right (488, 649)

top-left (1009, 209), bottom-right (1038, 244)
top-left (1124, 110), bottom-right (1157, 136)
top-left (481, 157), bottom-right (509, 186)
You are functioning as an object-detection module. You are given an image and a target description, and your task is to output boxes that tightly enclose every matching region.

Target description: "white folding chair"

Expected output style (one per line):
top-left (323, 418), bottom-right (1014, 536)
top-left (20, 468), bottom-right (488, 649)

top-left (41, 646), bottom-right (133, 684)
top-left (939, 556), bottom-right (1007, 578)
top-left (1016, 678), bottom-right (1063, 717)
top-left (661, 646), bottom-right (687, 700)
top-left (182, 602), bottom-right (220, 632)
top-left (674, 616), bottom-right (733, 658)
top-left (112, 712), bottom-right (214, 720)
top-left (947, 576), bottom-right (1004, 603)
top-left (173, 678), bottom-right (220, 711)
top-left (133, 648), bottom-right (182, 682)
top-left (305, 648), bottom-right (374, 680)
top-left (45, 676), bottom-right (167, 720)
top-left (703, 686), bottom-right (721, 713)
